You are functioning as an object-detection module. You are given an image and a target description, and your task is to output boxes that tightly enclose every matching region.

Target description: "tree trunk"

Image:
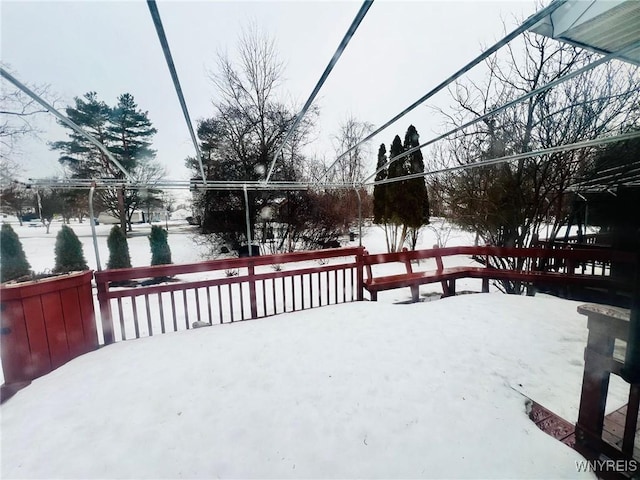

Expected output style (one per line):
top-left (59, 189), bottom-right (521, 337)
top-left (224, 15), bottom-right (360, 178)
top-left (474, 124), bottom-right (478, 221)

top-left (118, 187), bottom-right (127, 234)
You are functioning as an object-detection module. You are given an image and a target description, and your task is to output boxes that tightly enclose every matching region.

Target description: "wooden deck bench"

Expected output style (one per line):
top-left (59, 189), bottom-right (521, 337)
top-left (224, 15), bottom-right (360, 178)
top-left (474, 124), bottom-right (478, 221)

top-left (360, 245), bottom-right (635, 302)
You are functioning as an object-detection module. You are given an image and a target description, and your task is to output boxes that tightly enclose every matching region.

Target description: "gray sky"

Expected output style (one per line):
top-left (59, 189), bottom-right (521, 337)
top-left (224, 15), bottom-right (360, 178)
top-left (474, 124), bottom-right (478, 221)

top-left (1, 0), bottom-right (538, 183)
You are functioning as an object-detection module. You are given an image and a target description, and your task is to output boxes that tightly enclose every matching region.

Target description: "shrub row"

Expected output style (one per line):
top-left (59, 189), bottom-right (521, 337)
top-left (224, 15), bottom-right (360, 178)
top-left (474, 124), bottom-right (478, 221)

top-left (0, 224), bottom-right (172, 283)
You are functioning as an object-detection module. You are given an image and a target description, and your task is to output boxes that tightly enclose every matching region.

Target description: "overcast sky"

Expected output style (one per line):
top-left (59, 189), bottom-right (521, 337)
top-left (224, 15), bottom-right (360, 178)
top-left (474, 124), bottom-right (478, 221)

top-left (2, 0), bottom-right (539, 183)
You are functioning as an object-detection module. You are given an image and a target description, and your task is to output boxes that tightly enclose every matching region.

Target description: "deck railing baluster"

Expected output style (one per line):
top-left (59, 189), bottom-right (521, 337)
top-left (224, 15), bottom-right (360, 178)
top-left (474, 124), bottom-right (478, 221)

top-left (170, 291), bottom-right (178, 331)
top-left (194, 289), bottom-right (202, 324)
top-left (206, 287), bottom-right (213, 325)
top-left (116, 298), bottom-right (126, 341)
top-left (182, 290), bottom-right (190, 329)
top-left (144, 295), bottom-right (153, 336)
top-left (131, 296), bottom-right (140, 339)
top-left (217, 285), bottom-right (223, 324)
top-left (158, 293), bottom-right (166, 334)
top-left (228, 285), bottom-right (234, 323)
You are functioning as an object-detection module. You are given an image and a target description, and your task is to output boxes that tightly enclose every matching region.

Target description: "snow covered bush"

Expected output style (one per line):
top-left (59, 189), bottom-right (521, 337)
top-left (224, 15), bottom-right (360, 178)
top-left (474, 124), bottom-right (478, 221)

top-left (53, 224), bottom-right (89, 273)
top-left (148, 225), bottom-right (172, 266)
top-left (0, 223), bottom-right (31, 282)
top-left (107, 226), bottom-right (132, 269)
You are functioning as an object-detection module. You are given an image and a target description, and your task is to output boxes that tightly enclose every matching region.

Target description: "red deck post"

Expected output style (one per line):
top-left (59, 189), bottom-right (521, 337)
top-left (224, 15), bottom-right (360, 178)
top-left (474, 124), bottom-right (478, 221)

top-left (248, 261), bottom-right (258, 319)
top-left (95, 275), bottom-right (115, 345)
top-left (356, 247), bottom-right (364, 301)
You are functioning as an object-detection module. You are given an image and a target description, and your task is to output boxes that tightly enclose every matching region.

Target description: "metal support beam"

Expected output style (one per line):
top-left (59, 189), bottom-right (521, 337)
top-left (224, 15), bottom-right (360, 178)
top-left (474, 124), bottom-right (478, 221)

top-left (354, 187), bottom-right (363, 247)
top-left (363, 40), bottom-right (640, 185)
top-left (264, 0), bottom-right (374, 183)
top-left (147, 0), bottom-right (207, 184)
top-left (88, 184), bottom-right (102, 271)
top-left (320, 0), bottom-right (568, 181)
top-left (243, 184), bottom-right (253, 255)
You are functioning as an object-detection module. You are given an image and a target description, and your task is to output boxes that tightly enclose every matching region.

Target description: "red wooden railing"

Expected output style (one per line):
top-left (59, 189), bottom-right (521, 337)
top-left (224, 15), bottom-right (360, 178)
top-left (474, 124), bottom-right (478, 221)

top-left (94, 244), bottom-right (636, 345)
top-left (95, 247), bottom-right (364, 344)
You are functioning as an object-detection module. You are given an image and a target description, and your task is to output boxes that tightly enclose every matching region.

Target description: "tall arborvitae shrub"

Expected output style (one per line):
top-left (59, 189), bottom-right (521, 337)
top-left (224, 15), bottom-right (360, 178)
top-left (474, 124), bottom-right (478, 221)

top-left (0, 223), bottom-right (31, 282)
top-left (107, 226), bottom-right (132, 269)
top-left (149, 225), bottom-right (172, 266)
top-left (402, 125), bottom-right (430, 228)
top-left (53, 224), bottom-right (89, 273)
top-left (373, 143), bottom-right (388, 224)
top-left (386, 135), bottom-right (406, 225)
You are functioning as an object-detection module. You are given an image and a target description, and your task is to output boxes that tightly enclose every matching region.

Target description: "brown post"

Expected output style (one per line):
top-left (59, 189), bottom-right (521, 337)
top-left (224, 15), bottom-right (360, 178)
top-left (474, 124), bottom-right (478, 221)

top-left (576, 307), bottom-right (616, 450)
top-left (356, 248), bottom-right (364, 301)
top-left (96, 277), bottom-right (115, 345)
top-left (433, 244), bottom-right (450, 297)
top-left (248, 261), bottom-right (258, 319)
top-left (622, 384), bottom-right (640, 456)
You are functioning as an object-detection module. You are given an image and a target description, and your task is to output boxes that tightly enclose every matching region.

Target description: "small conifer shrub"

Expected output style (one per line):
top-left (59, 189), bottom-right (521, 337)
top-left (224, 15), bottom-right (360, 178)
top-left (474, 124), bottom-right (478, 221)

top-left (148, 225), bottom-right (172, 266)
top-left (107, 226), bottom-right (132, 269)
top-left (53, 224), bottom-right (89, 273)
top-left (0, 223), bottom-right (31, 282)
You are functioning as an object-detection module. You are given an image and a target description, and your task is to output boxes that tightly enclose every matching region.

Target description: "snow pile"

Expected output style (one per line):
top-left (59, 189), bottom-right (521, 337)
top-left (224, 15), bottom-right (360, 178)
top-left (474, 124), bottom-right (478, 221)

top-left (1, 293), bottom-right (619, 479)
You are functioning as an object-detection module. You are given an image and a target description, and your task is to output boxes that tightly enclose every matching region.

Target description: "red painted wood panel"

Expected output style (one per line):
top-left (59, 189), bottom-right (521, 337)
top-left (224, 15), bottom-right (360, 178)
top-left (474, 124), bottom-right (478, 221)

top-left (0, 299), bottom-right (31, 383)
top-left (21, 296), bottom-right (53, 379)
top-left (40, 291), bottom-right (71, 370)
top-left (0, 271), bottom-right (96, 384)
top-left (78, 280), bottom-right (98, 351)
top-left (59, 287), bottom-right (85, 359)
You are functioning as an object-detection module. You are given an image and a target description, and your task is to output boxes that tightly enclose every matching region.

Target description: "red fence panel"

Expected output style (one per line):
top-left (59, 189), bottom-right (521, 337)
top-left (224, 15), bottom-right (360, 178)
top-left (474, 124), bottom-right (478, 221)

top-left (0, 271), bottom-right (97, 384)
top-left (95, 247), bottom-right (365, 344)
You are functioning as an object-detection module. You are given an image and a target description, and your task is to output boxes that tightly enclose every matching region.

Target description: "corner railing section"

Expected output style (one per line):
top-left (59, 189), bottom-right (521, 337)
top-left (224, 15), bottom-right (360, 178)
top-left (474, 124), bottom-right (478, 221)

top-left (95, 247), bottom-right (365, 344)
top-left (575, 304), bottom-right (640, 466)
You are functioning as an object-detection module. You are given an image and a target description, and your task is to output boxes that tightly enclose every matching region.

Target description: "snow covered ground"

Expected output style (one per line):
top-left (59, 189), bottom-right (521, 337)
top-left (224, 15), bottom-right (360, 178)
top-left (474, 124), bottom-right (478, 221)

top-left (0, 218), bottom-right (630, 478)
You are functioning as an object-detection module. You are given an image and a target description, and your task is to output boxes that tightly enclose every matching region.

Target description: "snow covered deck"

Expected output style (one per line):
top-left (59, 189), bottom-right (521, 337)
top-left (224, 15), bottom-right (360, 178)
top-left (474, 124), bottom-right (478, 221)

top-left (0, 293), bottom-right (633, 478)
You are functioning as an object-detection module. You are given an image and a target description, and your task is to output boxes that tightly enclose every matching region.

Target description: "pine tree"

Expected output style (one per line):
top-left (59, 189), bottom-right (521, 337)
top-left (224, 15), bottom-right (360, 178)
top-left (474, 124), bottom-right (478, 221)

top-left (373, 144), bottom-right (388, 224)
top-left (0, 223), bottom-right (31, 282)
top-left (51, 92), bottom-right (160, 233)
top-left (403, 125), bottom-right (430, 228)
top-left (107, 94), bottom-right (158, 233)
top-left (53, 224), bottom-right (89, 273)
top-left (51, 92), bottom-right (113, 179)
top-left (148, 225), bottom-right (172, 266)
top-left (107, 93), bottom-right (157, 169)
top-left (107, 226), bottom-right (132, 269)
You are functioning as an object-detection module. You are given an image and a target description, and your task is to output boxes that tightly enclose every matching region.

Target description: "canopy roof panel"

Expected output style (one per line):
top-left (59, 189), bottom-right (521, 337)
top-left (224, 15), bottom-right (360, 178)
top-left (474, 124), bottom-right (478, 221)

top-left (529, 0), bottom-right (640, 66)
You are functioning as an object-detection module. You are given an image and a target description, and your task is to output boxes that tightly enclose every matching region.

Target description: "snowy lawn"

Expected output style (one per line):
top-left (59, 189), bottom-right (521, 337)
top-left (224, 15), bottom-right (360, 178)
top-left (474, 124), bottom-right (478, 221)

top-left (1, 293), bottom-right (630, 479)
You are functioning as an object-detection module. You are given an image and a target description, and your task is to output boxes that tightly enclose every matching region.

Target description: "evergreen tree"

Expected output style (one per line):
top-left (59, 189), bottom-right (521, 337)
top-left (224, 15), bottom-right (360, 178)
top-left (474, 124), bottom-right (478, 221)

top-left (373, 127), bottom-right (430, 252)
top-left (403, 125), bottom-right (430, 228)
top-left (386, 134), bottom-right (406, 224)
top-left (107, 93), bottom-right (157, 171)
top-left (148, 225), bottom-right (172, 266)
top-left (53, 224), bottom-right (89, 273)
top-left (51, 92), bottom-right (161, 233)
top-left (0, 223), bottom-right (31, 282)
top-left (107, 93), bottom-right (158, 233)
top-left (107, 226), bottom-right (132, 269)
top-left (51, 92), bottom-right (113, 179)
top-left (373, 144), bottom-right (388, 224)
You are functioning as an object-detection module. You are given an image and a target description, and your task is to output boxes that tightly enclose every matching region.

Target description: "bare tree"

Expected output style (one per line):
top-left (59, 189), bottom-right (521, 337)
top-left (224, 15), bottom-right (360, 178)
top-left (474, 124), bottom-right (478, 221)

top-left (329, 115), bottom-right (374, 185)
top-left (433, 32), bottom-right (640, 292)
top-left (192, 25), bottom-right (318, 252)
top-left (1, 66), bottom-right (58, 183)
